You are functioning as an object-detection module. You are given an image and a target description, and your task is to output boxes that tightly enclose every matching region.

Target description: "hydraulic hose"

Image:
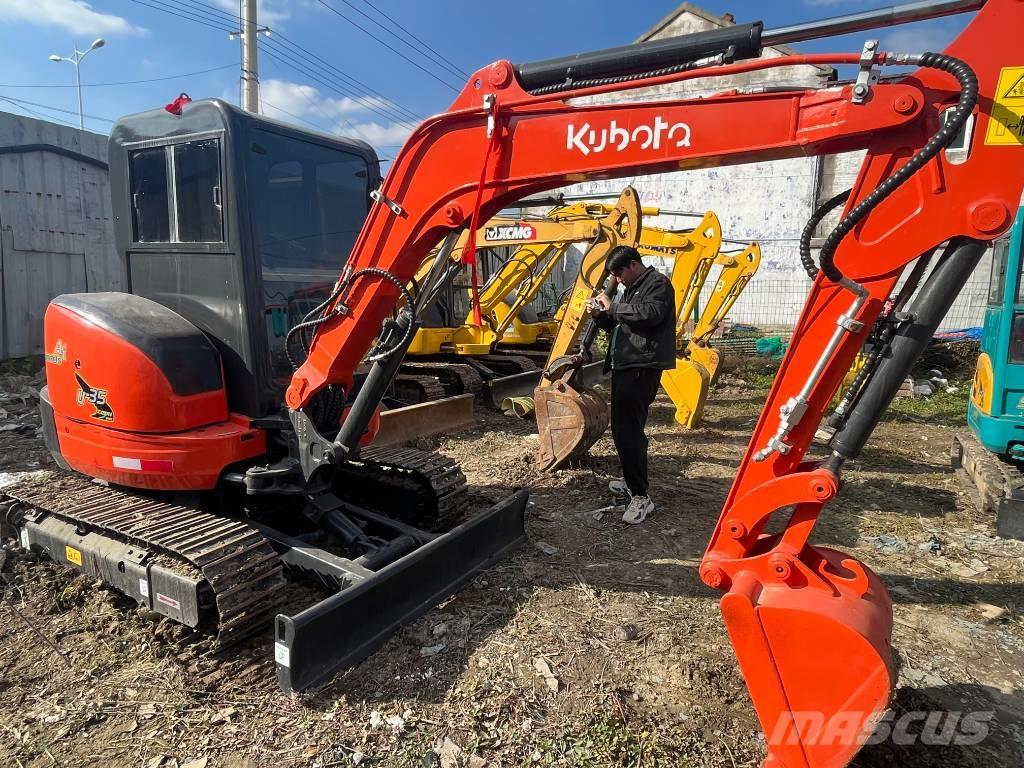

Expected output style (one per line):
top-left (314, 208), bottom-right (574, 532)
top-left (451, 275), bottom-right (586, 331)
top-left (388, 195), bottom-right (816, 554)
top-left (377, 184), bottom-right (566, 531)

top-left (799, 189), bottom-right (851, 279)
top-left (285, 267), bottom-right (416, 370)
top-left (817, 51), bottom-right (979, 284)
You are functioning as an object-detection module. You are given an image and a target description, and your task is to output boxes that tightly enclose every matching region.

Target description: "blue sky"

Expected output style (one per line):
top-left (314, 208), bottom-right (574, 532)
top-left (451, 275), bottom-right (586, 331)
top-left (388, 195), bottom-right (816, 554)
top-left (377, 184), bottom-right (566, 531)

top-left (0, 0), bottom-right (972, 156)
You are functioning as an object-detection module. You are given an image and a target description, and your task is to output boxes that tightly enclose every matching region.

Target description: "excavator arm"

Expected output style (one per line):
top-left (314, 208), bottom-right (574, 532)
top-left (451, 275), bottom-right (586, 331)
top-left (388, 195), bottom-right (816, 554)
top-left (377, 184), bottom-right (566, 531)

top-left (531, 188), bottom-right (642, 470)
top-left (661, 239), bottom-right (763, 427)
top-left (688, 241), bottom-right (762, 376)
top-left (286, 2), bottom-right (1024, 765)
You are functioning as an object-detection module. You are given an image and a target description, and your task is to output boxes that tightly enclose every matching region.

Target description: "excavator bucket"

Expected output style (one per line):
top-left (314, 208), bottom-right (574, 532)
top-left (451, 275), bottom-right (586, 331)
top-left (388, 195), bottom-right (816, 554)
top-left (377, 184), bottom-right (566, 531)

top-left (660, 358), bottom-right (710, 428)
top-left (534, 372), bottom-right (610, 471)
top-left (720, 547), bottom-right (895, 767)
top-left (689, 345), bottom-right (722, 386)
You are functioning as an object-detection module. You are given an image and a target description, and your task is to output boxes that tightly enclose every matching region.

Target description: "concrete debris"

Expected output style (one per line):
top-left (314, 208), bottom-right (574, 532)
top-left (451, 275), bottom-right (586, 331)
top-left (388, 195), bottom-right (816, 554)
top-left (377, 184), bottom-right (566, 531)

top-left (437, 737), bottom-right (463, 768)
top-left (420, 643), bottom-right (446, 657)
top-left (533, 656), bottom-right (560, 693)
top-left (917, 536), bottom-right (944, 555)
top-left (902, 666), bottom-right (946, 688)
top-left (534, 541), bottom-right (559, 556)
top-left (615, 623), bottom-right (640, 642)
top-left (873, 534), bottom-right (908, 555)
top-left (975, 602), bottom-right (1007, 621)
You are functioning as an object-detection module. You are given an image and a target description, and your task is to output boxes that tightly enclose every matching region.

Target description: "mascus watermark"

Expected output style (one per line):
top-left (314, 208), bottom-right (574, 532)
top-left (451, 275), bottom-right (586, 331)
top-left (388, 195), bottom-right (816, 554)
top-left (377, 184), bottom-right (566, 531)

top-left (768, 710), bottom-right (995, 747)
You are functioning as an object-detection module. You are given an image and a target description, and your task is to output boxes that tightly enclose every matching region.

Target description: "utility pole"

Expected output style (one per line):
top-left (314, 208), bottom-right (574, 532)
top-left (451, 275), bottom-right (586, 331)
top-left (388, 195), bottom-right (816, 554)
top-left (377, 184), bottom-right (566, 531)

top-left (230, 0), bottom-right (270, 113)
top-left (241, 0), bottom-right (259, 112)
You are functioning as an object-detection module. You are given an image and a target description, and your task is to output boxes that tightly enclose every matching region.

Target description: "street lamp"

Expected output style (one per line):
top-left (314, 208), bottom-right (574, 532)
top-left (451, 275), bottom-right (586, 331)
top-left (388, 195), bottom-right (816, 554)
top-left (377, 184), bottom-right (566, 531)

top-left (48, 38), bottom-right (106, 131)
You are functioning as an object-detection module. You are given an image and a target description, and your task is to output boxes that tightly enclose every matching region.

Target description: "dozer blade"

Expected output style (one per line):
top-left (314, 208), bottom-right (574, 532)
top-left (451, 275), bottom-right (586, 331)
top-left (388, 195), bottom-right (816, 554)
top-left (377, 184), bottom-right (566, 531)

top-left (275, 489), bottom-right (528, 693)
top-left (535, 379), bottom-right (609, 471)
top-left (721, 547), bottom-right (895, 768)
top-left (373, 394), bottom-right (475, 447)
top-left (484, 368), bottom-right (543, 410)
top-left (660, 358), bottom-right (711, 429)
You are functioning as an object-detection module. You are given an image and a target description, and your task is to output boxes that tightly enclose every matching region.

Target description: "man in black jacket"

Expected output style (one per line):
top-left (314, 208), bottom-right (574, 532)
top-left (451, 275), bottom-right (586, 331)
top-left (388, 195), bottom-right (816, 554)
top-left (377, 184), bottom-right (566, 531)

top-left (589, 245), bottom-right (676, 524)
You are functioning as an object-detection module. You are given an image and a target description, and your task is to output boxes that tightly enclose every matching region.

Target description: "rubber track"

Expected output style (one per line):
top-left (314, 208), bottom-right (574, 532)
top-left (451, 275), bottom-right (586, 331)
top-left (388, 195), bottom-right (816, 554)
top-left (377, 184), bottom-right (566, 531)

top-left (400, 362), bottom-right (484, 397)
top-left (393, 373), bottom-right (446, 404)
top-left (481, 354), bottom-right (538, 375)
top-left (3, 472), bottom-right (285, 647)
top-left (953, 431), bottom-right (1020, 514)
top-left (348, 445), bottom-right (468, 529)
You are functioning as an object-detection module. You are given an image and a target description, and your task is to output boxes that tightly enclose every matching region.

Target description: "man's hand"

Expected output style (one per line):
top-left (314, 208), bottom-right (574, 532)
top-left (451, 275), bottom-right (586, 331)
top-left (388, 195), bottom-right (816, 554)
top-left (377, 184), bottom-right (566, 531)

top-left (587, 293), bottom-right (612, 316)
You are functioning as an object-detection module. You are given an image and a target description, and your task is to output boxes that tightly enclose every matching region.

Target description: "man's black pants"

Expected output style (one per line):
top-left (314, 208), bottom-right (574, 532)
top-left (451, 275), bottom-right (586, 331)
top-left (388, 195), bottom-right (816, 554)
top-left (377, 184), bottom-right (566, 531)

top-left (610, 367), bottom-right (662, 497)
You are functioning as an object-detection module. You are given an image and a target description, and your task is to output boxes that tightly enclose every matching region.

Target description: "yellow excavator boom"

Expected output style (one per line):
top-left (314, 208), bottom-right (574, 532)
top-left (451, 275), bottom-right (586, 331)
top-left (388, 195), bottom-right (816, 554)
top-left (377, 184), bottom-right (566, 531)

top-left (533, 187), bottom-right (643, 471)
top-left (661, 240), bottom-right (762, 427)
top-left (407, 213), bottom-right (604, 355)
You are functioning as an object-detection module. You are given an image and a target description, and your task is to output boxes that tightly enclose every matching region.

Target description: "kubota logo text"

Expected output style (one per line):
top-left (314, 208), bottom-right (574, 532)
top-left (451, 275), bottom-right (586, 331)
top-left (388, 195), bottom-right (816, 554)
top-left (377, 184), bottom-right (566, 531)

top-left (567, 117), bottom-right (692, 156)
top-left (484, 223), bottom-right (536, 242)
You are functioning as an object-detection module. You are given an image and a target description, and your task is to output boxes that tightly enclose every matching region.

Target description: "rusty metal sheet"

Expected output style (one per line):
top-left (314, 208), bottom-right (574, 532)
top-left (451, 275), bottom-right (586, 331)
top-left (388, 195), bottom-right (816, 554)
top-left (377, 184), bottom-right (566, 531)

top-left (373, 394), bottom-right (475, 447)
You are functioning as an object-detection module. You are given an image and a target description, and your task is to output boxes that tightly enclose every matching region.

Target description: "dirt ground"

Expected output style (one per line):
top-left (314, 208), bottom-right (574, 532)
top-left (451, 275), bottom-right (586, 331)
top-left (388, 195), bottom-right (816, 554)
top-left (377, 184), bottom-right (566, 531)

top-left (1, 358), bottom-right (1023, 768)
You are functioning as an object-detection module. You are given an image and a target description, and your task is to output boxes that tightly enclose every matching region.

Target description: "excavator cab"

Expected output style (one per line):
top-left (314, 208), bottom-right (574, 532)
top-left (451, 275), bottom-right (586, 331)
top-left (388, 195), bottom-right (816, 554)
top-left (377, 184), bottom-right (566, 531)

top-left (108, 99), bottom-right (380, 418)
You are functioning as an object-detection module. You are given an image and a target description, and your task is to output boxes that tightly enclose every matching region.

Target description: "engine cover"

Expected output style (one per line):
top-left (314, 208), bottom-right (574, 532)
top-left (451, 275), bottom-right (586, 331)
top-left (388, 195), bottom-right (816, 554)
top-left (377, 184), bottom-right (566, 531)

top-left (41, 293), bottom-right (265, 490)
top-left (45, 293), bottom-right (227, 432)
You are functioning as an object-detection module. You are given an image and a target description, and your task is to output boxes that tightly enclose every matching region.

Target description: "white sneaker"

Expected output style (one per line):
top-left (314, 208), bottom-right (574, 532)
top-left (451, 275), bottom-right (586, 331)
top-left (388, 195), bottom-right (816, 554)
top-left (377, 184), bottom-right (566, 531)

top-left (622, 495), bottom-right (654, 524)
top-left (608, 478), bottom-right (631, 498)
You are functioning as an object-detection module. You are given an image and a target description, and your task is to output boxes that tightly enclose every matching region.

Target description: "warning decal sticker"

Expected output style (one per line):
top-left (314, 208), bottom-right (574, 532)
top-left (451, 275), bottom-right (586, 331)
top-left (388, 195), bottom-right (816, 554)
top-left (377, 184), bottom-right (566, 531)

top-left (65, 545), bottom-right (83, 566)
top-left (985, 66), bottom-right (1024, 145)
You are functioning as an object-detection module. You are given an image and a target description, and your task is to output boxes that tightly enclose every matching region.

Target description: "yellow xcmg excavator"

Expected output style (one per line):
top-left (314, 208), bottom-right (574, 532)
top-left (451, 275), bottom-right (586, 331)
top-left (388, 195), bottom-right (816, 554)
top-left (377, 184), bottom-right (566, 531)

top-left (398, 189), bottom-right (641, 406)
top-left (649, 227), bottom-right (762, 428)
top-left (532, 206), bottom-right (760, 467)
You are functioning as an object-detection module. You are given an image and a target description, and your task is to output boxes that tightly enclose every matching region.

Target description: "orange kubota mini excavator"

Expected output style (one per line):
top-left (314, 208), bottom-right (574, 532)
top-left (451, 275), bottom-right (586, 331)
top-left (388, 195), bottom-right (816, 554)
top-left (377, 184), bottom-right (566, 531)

top-left (6, 1), bottom-right (1024, 765)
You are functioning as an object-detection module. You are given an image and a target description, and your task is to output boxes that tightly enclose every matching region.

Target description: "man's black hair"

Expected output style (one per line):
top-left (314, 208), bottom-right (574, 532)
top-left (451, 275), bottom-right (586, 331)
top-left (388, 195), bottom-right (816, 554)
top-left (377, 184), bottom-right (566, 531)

top-left (606, 245), bottom-right (643, 273)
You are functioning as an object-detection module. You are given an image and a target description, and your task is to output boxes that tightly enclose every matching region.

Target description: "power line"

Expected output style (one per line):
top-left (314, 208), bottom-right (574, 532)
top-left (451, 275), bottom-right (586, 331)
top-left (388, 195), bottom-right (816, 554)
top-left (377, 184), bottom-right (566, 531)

top-left (330, 0), bottom-right (468, 81)
top-left (313, 0), bottom-right (461, 92)
top-left (262, 37), bottom-right (417, 123)
top-left (0, 94), bottom-right (116, 124)
top-left (0, 96), bottom-right (65, 125)
top-left (0, 63), bottom-right (237, 89)
top-left (138, 0), bottom-right (425, 127)
top-left (269, 32), bottom-right (422, 121)
top-left (259, 44), bottom-right (417, 128)
top-left (262, 54), bottom-right (413, 149)
top-left (127, 0), bottom-right (234, 32)
top-left (354, 0), bottom-right (468, 80)
top-left (261, 93), bottom-right (394, 164)
top-left (176, 0), bottom-right (238, 23)
top-left (167, 0), bottom-right (424, 122)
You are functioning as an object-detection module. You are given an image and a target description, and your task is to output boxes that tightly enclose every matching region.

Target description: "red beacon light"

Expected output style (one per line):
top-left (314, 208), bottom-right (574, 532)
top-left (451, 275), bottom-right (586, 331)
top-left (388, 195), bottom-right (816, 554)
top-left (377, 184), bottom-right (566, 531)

top-left (164, 92), bottom-right (192, 116)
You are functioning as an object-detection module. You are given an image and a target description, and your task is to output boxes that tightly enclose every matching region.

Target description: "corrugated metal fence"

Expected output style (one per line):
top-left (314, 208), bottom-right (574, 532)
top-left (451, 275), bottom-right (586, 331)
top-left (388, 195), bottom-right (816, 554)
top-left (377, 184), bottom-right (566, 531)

top-left (0, 112), bottom-right (121, 360)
